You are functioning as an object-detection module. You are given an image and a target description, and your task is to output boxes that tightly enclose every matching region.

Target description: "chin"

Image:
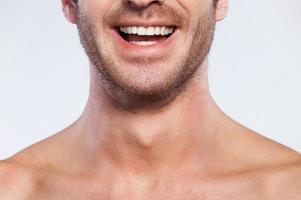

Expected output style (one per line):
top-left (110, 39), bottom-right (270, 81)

top-left (117, 75), bottom-right (175, 96)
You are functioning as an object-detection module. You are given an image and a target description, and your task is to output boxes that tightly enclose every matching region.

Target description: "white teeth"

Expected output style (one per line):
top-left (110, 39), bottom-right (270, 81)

top-left (146, 27), bottom-right (155, 36)
top-left (126, 27), bottom-right (132, 34)
top-left (119, 26), bottom-right (174, 36)
top-left (155, 27), bottom-right (161, 35)
top-left (160, 27), bottom-right (166, 35)
top-left (131, 26), bottom-right (137, 34)
top-left (167, 28), bottom-right (173, 34)
top-left (120, 27), bottom-right (127, 33)
top-left (137, 27), bottom-right (146, 35)
top-left (129, 41), bottom-right (158, 46)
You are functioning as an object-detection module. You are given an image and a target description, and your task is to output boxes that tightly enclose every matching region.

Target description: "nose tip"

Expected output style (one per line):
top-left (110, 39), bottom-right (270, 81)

top-left (124, 0), bottom-right (164, 9)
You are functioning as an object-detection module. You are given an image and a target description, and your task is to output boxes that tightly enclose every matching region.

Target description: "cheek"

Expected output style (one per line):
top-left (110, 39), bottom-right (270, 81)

top-left (190, 1), bottom-right (212, 23)
top-left (83, 0), bottom-right (111, 9)
top-left (177, 0), bottom-right (211, 14)
top-left (80, 0), bottom-right (111, 19)
top-left (177, 0), bottom-right (212, 34)
top-left (78, 1), bottom-right (110, 39)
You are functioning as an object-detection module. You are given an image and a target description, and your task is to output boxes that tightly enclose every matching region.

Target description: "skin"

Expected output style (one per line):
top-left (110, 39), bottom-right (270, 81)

top-left (1, 0), bottom-right (301, 199)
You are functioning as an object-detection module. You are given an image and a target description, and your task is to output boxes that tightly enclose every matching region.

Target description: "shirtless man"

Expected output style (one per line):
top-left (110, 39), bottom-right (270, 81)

top-left (1, 0), bottom-right (301, 199)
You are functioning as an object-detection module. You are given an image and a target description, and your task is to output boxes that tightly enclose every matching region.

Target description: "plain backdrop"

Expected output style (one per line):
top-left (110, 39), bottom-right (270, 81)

top-left (0, 0), bottom-right (300, 159)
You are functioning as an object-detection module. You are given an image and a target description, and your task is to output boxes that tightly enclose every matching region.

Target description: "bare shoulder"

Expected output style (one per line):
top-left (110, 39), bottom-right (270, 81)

top-left (261, 159), bottom-right (301, 199)
top-left (0, 129), bottom-right (82, 199)
top-left (0, 160), bottom-right (39, 199)
top-left (245, 132), bottom-right (301, 199)
top-left (222, 121), bottom-right (301, 199)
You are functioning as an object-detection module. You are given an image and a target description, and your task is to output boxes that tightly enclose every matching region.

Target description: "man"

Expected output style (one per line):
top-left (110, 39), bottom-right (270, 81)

top-left (0, 0), bottom-right (300, 199)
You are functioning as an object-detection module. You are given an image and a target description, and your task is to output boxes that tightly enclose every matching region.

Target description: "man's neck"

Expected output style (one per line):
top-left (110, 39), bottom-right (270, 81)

top-left (73, 64), bottom-right (225, 176)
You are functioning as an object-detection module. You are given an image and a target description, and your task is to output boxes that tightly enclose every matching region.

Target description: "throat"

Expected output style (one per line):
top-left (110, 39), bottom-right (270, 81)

top-left (101, 121), bottom-right (202, 173)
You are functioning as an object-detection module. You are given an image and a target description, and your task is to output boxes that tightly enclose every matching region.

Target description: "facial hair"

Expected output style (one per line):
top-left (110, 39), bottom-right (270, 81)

top-left (76, 4), bottom-right (216, 112)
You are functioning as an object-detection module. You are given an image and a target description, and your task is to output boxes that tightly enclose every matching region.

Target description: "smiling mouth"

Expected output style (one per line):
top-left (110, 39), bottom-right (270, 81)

top-left (116, 26), bottom-right (176, 46)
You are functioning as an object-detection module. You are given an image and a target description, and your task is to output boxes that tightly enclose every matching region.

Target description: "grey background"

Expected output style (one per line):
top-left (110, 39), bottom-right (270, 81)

top-left (0, 0), bottom-right (300, 159)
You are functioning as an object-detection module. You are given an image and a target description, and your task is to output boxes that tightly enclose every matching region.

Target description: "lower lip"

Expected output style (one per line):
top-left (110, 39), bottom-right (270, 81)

top-left (111, 28), bottom-right (178, 57)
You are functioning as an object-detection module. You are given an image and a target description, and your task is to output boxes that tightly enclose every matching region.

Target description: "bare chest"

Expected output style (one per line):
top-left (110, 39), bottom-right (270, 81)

top-left (30, 178), bottom-right (266, 200)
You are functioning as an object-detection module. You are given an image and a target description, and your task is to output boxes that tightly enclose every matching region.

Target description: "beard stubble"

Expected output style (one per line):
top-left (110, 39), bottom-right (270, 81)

top-left (76, 4), bottom-right (216, 112)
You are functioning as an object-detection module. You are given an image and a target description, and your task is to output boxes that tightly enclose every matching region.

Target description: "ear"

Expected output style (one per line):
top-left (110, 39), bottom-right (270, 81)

top-left (215, 0), bottom-right (228, 22)
top-left (61, 0), bottom-right (78, 24)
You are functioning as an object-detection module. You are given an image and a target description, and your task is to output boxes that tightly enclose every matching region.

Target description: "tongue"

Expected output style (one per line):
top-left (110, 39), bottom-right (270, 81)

top-left (125, 35), bottom-right (168, 42)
